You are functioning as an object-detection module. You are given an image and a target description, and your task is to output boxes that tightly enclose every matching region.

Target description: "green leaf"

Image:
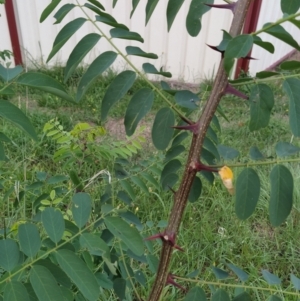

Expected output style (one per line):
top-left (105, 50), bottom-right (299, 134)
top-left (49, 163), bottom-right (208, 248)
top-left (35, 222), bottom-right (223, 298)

top-left (275, 141), bottom-right (300, 157)
top-left (201, 148), bottom-right (216, 165)
top-left (164, 145), bottom-right (185, 163)
top-left (95, 13), bottom-right (128, 30)
top-left (0, 65), bottom-right (23, 82)
top-left (281, 0), bottom-right (300, 14)
top-left (87, 0), bottom-right (105, 10)
top-left (167, 0), bottom-right (184, 31)
top-left (172, 132), bottom-right (189, 147)
top-left (256, 71), bottom-right (278, 79)
top-left (253, 36), bottom-right (274, 54)
top-left (291, 273), bottom-right (300, 290)
top-left (30, 265), bottom-right (62, 301)
top-left (4, 281), bottom-right (30, 301)
top-left (130, 0), bottom-right (140, 17)
top-left (249, 84), bottom-right (274, 131)
top-left (79, 233), bottom-right (109, 257)
top-left (186, 0), bottom-right (213, 37)
top-left (0, 100), bottom-right (37, 140)
top-left (40, 0), bottom-right (61, 22)
top-left (55, 249), bottom-right (99, 301)
top-left (101, 70), bottom-right (136, 121)
top-left (42, 207), bottom-right (65, 243)
top-left (262, 269), bottom-right (281, 285)
top-left (141, 172), bottom-right (160, 190)
top-left (226, 263), bottom-right (249, 282)
top-left (34, 259), bottom-right (71, 288)
top-left (119, 211), bottom-right (143, 230)
top-left (135, 270), bottom-right (147, 286)
top-left (124, 88), bottom-right (154, 136)
top-left (161, 173), bottom-right (179, 190)
top-left (224, 35), bottom-right (254, 74)
top-left (143, 63), bottom-right (172, 77)
top-left (126, 46), bottom-right (158, 59)
top-left (204, 137), bottom-right (220, 161)
top-left (0, 239), bottom-right (20, 272)
top-left (104, 216), bottom-right (144, 256)
top-left (18, 223), bottom-right (41, 258)
top-left (64, 33), bottom-right (101, 82)
top-left (53, 4), bottom-right (75, 24)
top-left (160, 159), bottom-right (181, 185)
top-left (207, 126), bottom-right (218, 144)
top-left (46, 175), bottom-right (68, 184)
top-left (263, 24), bottom-right (300, 51)
top-left (174, 90), bottom-right (199, 109)
top-left (280, 60), bottom-right (300, 70)
top-left (152, 107), bottom-right (175, 150)
top-left (113, 278), bottom-right (126, 300)
top-left (233, 292), bottom-right (251, 301)
top-left (145, 0), bottom-right (159, 25)
top-left (110, 28), bottom-right (144, 42)
top-left (72, 192), bottom-right (92, 228)
top-left (212, 267), bottom-right (229, 280)
top-left (76, 51), bottom-right (117, 102)
top-left (120, 180), bottom-right (136, 200)
top-left (212, 289), bottom-right (230, 301)
top-left (282, 78), bottom-right (300, 136)
top-left (188, 176), bottom-right (202, 203)
top-left (0, 132), bottom-right (11, 143)
top-left (269, 165), bottom-right (293, 227)
top-left (235, 168), bottom-right (260, 220)
top-left (131, 176), bottom-right (149, 194)
top-left (16, 72), bottom-right (73, 102)
top-left (95, 273), bottom-right (113, 289)
top-left (217, 145), bottom-right (239, 160)
top-left (184, 286), bottom-right (207, 301)
top-left (218, 30), bottom-right (232, 51)
top-left (112, 0), bottom-right (118, 7)
top-left (47, 18), bottom-right (86, 62)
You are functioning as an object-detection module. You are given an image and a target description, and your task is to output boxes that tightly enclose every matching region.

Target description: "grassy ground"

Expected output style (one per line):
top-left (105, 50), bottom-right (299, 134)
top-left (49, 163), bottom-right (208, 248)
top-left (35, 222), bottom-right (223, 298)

top-left (1, 68), bottom-right (300, 300)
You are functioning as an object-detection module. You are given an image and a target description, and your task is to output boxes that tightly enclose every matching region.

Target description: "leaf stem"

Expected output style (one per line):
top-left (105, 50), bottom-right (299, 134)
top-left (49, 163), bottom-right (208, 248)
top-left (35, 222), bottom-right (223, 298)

top-left (76, 2), bottom-right (191, 123)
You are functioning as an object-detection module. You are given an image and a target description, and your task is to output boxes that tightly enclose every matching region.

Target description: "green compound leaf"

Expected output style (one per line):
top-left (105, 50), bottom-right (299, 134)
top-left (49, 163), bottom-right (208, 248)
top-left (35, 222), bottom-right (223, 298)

top-left (64, 33), bottom-right (101, 82)
top-left (30, 265), bottom-right (62, 301)
top-left (101, 70), bottom-right (136, 121)
top-left (76, 51), bottom-right (117, 102)
top-left (126, 46), bottom-right (158, 59)
top-left (47, 18), bottom-right (87, 62)
top-left (4, 281), bottom-right (30, 301)
top-left (224, 34), bottom-right (253, 74)
top-left (0, 65), bottom-right (23, 82)
top-left (53, 4), bottom-right (75, 24)
top-left (167, 0), bottom-right (185, 31)
top-left (145, 0), bottom-right (159, 25)
top-left (235, 168), bottom-right (260, 220)
top-left (125, 88), bottom-right (154, 136)
top-left (152, 107), bottom-right (175, 150)
top-left (183, 286), bottom-right (207, 301)
top-left (282, 78), bottom-right (300, 136)
top-left (186, 0), bottom-right (213, 37)
top-left (188, 176), bottom-right (202, 203)
top-left (16, 72), bottom-right (73, 102)
top-left (281, 0), bottom-right (300, 14)
top-left (275, 141), bottom-right (300, 157)
top-left (40, 0), bottom-right (61, 22)
top-left (226, 263), bottom-right (249, 282)
top-left (249, 84), bottom-right (274, 131)
top-left (72, 192), bottom-right (92, 229)
top-left (42, 207), bottom-right (65, 243)
top-left (143, 63), bottom-right (172, 77)
top-left (212, 289), bottom-right (230, 301)
top-left (104, 216), bottom-right (144, 256)
top-left (110, 28), bottom-right (144, 42)
top-left (174, 90), bottom-right (199, 109)
top-left (18, 223), bottom-right (41, 258)
top-left (262, 269), bottom-right (281, 285)
top-left (56, 249), bottom-right (99, 301)
top-left (269, 165), bottom-right (293, 227)
top-left (0, 100), bottom-right (37, 140)
top-left (263, 24), bottom-right (300, 51)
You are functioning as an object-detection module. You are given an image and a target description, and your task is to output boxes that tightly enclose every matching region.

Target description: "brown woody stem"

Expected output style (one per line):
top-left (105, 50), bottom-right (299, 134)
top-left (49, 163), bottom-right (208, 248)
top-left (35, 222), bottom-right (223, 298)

top-left (147, 1), bottom-right (252, 300)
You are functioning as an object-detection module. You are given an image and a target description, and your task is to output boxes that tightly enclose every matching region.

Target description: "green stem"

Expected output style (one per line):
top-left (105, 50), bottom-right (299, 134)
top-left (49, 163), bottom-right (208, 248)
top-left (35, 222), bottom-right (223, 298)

top-left (174, 276), bottom-right (300, 297)
top-left (252, 12), bottom-right (300, 36)
top-left (77, 2), bottom-right (191, 123)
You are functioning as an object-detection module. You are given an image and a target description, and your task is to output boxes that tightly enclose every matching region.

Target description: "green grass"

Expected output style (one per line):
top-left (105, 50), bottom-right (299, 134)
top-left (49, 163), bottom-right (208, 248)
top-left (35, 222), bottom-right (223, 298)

top-left (1, 69), bottom-right (300, 301)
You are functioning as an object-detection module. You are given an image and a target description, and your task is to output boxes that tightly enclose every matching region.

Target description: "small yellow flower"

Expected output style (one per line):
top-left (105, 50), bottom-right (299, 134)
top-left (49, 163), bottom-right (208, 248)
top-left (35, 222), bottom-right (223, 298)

top-left (218, 166), bottom-right (234, 195)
